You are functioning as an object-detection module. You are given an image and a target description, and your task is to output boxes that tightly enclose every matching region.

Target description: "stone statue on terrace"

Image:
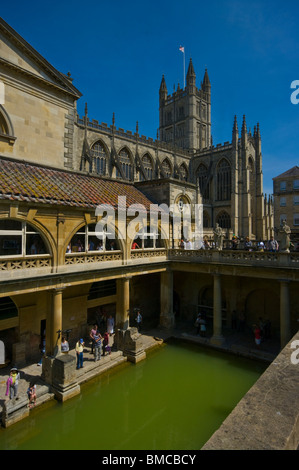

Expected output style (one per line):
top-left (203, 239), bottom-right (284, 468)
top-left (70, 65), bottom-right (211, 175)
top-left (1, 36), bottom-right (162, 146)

top-left (279, 220), bottom-right (291, 253)
top-left (213, 223), bottom-right (224, 251)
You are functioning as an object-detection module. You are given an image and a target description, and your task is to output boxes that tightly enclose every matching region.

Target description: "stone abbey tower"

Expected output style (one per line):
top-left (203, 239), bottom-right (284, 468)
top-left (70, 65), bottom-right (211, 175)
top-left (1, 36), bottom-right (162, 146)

top-left (159, 58), bottom-right (211, 152)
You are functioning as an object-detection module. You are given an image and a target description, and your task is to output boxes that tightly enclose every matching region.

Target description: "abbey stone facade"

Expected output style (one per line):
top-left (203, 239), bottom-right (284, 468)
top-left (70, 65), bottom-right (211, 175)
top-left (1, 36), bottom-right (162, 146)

top-left (75, 59), bottom-right (272, 243)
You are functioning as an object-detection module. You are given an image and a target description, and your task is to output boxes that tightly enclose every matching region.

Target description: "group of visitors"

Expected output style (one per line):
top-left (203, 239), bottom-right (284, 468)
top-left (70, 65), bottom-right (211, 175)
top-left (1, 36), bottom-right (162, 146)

top-left (178, 234), bottom-right (291, 252)
top-left (67, 239), bottom-right (117, 253)
top-left (88, 325), bottom-right (111, 363)
top-left (233, 235), bottom-right (281, 252)
top-left (5, 366), bottom-right (37, 409)
top-left (192, 308), bottom-right (272, 350)
top-left (76, 320), bottom-right (114, 369)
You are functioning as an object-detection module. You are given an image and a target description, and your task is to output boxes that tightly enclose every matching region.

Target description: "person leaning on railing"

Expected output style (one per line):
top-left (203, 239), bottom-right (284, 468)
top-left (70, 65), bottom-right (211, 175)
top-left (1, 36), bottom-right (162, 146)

top-left (267, 236), bottom-right (279, 252)
top-left (231, 235), bottom-right (239, 250)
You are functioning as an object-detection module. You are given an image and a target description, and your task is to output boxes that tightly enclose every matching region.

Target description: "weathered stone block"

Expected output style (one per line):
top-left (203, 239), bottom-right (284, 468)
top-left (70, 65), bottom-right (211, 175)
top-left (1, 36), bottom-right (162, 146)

top-left (51, 354), bottom-right (80, 402)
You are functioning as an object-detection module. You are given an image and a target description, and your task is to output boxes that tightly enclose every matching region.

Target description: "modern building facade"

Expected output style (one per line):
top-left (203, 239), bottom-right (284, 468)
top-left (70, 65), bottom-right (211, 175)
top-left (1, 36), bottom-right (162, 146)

top-left (273, 166), bottom-right (299, 242)
top-left (0, 17), bottom-right (297, 370)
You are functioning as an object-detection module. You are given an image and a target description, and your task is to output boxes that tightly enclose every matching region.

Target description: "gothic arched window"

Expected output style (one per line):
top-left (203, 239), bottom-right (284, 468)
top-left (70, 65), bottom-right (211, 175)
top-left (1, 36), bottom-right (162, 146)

top-left (117, 148), bottom-right (133, 180)
top-left (161, 158), bottom-right (172, 178)
top-left (197, 164), bottom-right (210, 201)
top-left (216, 211), bottom-right (231, 229)
top-left (203, 210), bottom-right (210, 228)
top-left (216, 159), bottom-right (231, 201)
top-left (141, 154), bottom-right (154, 180)
top-left (91, 141), bottom-right (107, 175)
top-left (179, 164), bottom-right (188, 182)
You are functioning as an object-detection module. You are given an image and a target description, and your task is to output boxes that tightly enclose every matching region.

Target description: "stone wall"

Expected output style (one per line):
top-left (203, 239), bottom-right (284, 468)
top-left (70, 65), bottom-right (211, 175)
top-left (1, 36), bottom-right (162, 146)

top-left (202, 331), bottom-right (299, 450)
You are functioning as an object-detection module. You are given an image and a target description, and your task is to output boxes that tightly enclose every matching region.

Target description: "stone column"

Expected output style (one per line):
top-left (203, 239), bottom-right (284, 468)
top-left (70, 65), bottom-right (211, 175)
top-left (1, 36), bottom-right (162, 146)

top-left (51, 288), bottom-right (64, 356)
top-left (45, 288), bottom-right (63, 357)
top-left (43, 287), bottom-right (64, 385)
top-left (116, 277), bottom-right (130, 330)
top-left (280, 280), bottom-right (291, 349)
top-left (160, 269), bottom-right (175, 328)
top-left (211, 273), bottom-right (224, 345)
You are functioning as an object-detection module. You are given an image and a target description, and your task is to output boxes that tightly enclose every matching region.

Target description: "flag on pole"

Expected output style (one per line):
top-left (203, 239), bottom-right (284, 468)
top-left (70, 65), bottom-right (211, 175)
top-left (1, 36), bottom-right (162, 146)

top-left (179, 46), bottom-right (185, 88)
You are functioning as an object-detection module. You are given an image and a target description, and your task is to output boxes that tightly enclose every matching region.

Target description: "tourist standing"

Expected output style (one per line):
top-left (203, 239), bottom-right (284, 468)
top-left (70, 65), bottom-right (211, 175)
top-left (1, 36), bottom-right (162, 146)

top-left (231, 235), bottom-right (238, 250)
top-left (61, 336), bottom-right (69, 354)
top-left (93, 330), bottom-right (102, 362)
top-left (102, 332), bottom-right (111, 356)
top-left (107, 315), bottom-right (115, 335)
top-left (5, 367), bottom-right (20, 400)
top-left (90, 324), bottom-right (98, 354)
top-left (199, 317), bottom-right (207, 337)
top-left (258, 239), bottom-right (265, 252)
top-left (244, 237), bottom-right (253, 251)
top-left (267, 236), bottom-right (278, 252)
top-left (203, 239), bottom-right (210, 250)
top-left (37, 335), bottom-right (46, 366)
top-left (75, 338), bottom-right (84, 369)
top-left (194, 314), bottom-right (201, 335)
top-left (179, 239), bottom-right (185, 249)
top-left (253, 325), bottom-right (261, 347)
top-left (135, 309), bottom-right (142, 332)
top-left (27, 382), bottom-right (37, 408)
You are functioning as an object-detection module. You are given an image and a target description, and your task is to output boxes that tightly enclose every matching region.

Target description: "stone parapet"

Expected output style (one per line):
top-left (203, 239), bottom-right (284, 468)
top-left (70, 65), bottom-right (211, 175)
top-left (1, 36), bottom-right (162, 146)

top-left (202, 331), bottom-right (299, 450)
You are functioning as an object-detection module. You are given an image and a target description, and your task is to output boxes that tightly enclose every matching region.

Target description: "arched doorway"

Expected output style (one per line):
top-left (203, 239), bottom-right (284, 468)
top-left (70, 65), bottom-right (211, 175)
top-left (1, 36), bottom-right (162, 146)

top-left (87, 280), bottom-right (117, 334)
top-left (245, 289), bottom-right (280, 336)
top-left (0, 296), bottom-right (18, 362)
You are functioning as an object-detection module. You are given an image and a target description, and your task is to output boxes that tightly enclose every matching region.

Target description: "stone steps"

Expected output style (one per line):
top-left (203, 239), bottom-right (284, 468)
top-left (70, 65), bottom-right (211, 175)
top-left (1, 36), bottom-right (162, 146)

top-left (75, 351), bottom-right (127, 385)
top-left (1, 383), bottom-right (54, 428)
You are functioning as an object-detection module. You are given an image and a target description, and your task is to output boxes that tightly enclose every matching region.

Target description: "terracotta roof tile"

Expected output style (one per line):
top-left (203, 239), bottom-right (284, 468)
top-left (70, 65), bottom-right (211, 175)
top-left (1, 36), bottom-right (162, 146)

top-left (0, 158), bottom-right (155, 210)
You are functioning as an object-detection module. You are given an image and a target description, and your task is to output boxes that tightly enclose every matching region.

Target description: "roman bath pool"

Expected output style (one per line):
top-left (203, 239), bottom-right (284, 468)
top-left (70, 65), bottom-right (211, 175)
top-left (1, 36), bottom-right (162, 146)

top-left (0, 339), bottom-right (266, 450)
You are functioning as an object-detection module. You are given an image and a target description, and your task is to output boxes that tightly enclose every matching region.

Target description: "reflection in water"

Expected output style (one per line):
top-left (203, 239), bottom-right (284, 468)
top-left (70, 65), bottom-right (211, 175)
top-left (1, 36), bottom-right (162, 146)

top-left (0, 341), bottom-right (266, 450)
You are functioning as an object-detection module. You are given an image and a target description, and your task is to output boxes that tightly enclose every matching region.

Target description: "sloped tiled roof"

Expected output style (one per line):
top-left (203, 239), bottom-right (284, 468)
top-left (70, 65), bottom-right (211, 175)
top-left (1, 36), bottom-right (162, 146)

top-left (0, 157), bottom-right (155, 210)
top-left (0, 17), bottom-right (82, 99)
top-left (273, 166), bottom-right (299, 179)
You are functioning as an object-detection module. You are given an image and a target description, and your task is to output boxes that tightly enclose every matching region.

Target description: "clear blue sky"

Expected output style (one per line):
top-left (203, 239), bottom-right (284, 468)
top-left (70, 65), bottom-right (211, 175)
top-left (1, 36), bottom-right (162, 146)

top-left (1, 0), bottom-right (299, 195)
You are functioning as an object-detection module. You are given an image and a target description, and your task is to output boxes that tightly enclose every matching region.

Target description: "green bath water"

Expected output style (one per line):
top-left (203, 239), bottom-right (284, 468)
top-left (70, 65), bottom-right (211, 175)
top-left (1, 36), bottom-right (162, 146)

top-left (0, 340), bottom-right (266, 450)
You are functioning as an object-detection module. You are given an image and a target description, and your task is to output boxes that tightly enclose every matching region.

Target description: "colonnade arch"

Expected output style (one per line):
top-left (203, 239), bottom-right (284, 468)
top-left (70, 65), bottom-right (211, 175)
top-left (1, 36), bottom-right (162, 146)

top-left (0, 217), bottom-right (54, 258)
top-left (65, 222), bottom-right (124, 254)
top-left (245, 288), bottom-right (280, 334)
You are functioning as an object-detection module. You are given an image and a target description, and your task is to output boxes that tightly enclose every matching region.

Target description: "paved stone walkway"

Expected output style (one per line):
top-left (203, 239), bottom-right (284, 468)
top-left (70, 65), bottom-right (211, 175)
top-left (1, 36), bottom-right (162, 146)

top-left (0, 323), bottom-right (281, 419)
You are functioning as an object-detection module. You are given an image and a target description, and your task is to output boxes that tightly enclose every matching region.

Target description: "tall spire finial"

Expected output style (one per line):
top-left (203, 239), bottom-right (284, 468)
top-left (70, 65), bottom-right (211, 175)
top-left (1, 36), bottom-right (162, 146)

top-left (242, 115), bottom-right (247, 134)
top-left (233, 115), bottom-right (238, 132)
top-left (202, 68), bottom-right (211, 92)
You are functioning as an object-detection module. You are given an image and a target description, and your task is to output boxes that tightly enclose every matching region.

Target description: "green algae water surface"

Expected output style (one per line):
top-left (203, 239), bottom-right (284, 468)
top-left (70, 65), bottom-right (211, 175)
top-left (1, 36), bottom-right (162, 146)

top-left (0, 339), bottom-right (266, 450)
